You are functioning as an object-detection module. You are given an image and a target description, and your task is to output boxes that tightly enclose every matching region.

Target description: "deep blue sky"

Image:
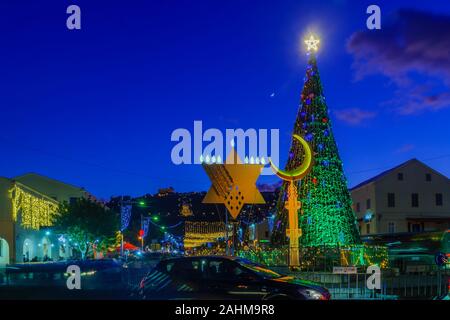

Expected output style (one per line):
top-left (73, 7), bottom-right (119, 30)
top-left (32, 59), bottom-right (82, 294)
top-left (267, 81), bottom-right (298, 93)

top-left (1, 0), bottom-right (449, 199)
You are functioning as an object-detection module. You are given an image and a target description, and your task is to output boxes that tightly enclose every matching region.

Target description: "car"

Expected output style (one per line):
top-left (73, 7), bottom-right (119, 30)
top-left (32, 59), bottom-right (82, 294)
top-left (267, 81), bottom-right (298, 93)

top-left (137, 256), bottom-right (331, 300)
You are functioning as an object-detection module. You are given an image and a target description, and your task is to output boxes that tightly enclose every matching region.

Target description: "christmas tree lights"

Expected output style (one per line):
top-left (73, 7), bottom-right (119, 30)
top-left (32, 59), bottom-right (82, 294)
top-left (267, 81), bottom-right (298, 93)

top-left (272, 36), bottom-right (360, 246)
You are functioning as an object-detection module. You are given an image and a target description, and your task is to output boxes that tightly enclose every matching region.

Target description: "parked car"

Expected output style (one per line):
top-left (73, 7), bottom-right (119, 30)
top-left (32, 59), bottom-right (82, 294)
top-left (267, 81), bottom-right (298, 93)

top-left (138, 256), bottom-right (331, 300)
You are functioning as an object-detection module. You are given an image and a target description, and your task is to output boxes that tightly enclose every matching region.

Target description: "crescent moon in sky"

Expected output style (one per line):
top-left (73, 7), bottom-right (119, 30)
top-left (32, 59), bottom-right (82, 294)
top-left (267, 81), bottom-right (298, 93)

top-left (269, 134), bottom-right (313, 181)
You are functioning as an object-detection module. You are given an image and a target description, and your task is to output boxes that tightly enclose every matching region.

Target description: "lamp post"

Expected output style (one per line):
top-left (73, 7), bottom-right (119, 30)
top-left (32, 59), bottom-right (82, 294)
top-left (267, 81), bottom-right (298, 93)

top-left (120, 231), bottom-right (124, 257)
top-left (269, 134), bottom-right (313, 270)
top-left (139, 229), bottom-right (144, 251)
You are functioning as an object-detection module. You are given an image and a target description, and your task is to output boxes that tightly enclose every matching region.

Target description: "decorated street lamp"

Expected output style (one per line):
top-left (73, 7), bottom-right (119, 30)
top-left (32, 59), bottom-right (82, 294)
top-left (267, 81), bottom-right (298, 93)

top-left (269, 134), bottom-right (313, 269)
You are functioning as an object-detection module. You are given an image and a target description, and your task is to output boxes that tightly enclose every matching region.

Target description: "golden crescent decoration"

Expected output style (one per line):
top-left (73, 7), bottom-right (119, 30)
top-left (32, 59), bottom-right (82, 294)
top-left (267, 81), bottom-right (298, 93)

top-left (269, 134), bottom-right (313, 181)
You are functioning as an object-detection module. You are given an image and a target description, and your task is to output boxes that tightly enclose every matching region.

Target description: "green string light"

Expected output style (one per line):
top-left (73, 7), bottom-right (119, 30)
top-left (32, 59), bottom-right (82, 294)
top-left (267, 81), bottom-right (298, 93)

top-left (272, 52), bottom-right (360, 247)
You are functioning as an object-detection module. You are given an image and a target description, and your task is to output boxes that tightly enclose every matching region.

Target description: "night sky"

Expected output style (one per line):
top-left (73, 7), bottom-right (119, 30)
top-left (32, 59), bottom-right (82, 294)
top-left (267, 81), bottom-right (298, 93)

top-left (1, 0), bottom-right (449, 199)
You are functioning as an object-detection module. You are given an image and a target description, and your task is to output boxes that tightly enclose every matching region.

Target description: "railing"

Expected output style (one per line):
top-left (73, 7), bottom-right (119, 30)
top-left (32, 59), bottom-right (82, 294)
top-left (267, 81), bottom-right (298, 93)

top-left (272, 267), bottom-right (450, 300)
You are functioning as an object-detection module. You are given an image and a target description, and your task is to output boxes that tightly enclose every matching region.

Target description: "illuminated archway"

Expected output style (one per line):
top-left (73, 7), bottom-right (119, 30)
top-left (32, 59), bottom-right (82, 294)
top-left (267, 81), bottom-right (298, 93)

top-left (22, 238), bottom-right (34, 262)
top-left (41, 237), bottom-right (52, 260)
top-left (0, 238), bottom-right (10, 265)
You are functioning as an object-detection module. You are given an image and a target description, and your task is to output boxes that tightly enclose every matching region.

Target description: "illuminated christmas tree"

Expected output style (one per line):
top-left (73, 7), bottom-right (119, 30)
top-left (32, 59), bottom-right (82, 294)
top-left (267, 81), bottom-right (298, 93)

top-left (271, 36), bottom-right (360, 246)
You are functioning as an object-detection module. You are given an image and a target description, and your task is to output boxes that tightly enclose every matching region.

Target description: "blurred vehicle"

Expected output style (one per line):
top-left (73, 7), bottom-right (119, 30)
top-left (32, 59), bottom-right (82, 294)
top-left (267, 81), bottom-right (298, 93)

top-left (362, 229), bottom-right (450, 273)
top-left (138, 256), bottom-right (330, 300)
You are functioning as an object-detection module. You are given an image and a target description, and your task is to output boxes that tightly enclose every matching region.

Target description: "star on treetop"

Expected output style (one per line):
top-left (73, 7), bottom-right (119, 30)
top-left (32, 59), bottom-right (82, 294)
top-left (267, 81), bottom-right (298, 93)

top-left (305, 35), bottom-right (320, 52)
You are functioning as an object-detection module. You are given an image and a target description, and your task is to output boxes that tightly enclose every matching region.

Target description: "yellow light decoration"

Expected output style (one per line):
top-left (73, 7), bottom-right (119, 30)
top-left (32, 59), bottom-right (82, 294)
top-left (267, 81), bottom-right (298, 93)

top-left (184, 221), bottom-right (237, 248)
top-left (269, 134), bottom-right (313, 268)
top-left (305, 35), bottom-right (320, 52)
top-left (9, 183), bottom-right (59, 230)
top-left (180, 204), bottom-right (193, 217)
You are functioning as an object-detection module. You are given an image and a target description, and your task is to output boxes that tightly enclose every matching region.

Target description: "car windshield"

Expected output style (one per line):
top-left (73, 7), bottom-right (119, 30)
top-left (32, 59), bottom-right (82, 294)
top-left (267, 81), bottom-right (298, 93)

top-left (236, 259), bottom-right (283, 279)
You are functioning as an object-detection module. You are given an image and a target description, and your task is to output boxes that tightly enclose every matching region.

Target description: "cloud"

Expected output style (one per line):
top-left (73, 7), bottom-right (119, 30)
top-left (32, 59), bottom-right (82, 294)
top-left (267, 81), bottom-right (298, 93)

top-left (334, 108), bottom-right (377, 125)
top-left (395, 88), bottom-right (450, 115)
top-left (347, 9), bottom-right (450, 114)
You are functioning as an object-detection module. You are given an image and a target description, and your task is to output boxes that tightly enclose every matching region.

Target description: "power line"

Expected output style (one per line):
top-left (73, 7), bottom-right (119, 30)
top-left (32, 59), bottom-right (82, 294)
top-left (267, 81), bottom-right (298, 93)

top-left (1, 135), bottom-right (449, 185)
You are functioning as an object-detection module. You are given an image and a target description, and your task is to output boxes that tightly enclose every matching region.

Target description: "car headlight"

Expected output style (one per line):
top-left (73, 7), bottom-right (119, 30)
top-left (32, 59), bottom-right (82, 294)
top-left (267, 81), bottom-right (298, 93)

top-left (300, 289), bottom-right (325, 300)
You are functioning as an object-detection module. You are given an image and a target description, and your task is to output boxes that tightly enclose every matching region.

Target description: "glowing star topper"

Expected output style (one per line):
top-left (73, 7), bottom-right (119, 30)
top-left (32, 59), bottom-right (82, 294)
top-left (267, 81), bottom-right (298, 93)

top-left (305, 35), bottom-right (320, 52)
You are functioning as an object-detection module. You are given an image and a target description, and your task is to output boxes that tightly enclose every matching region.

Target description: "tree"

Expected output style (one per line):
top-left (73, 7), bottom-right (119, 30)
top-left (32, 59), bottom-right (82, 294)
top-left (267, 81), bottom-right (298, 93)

top-left (54, 198), bottom-right (119, 259)
top-left (271, 41), bottom-right (360, 246)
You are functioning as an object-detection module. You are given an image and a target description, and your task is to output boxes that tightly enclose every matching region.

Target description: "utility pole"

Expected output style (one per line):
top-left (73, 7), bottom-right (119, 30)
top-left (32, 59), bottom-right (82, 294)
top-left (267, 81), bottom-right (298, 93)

top-left (225, 208), bottom-right (229, 256)
top-left (120, 196), bottom-right (124, 257)
top-left (140, 213), bottom-right (144, 251)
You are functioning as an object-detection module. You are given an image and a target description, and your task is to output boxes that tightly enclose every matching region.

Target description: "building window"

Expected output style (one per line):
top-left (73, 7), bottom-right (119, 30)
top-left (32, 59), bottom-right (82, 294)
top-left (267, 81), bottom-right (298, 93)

top-left (425, 173), bottom-right (431, 181)
top-left (410, 223), bottom-right (423, 233)
top-left (411, 193), bottom-right (419, 207)
top-left (69, 197), bottom-right (79, 205)
top-left (356, 202), bottom-right (360, 212)
top-left (387, 193), bottom-right (395, 207)
top-left (436, 193), bottom-right (443, 206)
top-left (366, 223), bottom-right (370, 234)
top-left (366, 199), bottom-right (371, 210)
top-left (397, 173), bottom-right (404, 181)
top-left (388, 222), bottom-right (395, 233)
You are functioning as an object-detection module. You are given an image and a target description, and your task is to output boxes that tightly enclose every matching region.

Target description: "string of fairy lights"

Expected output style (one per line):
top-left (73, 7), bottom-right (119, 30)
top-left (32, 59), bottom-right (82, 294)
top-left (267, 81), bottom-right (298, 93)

top-left (272, 39), bottom-right (360, 247)
top-left (238, 244), bottom-right (388, 269)
top-left (9, 183), bottom-right (59, 230)
top-left (184, 221), bottom-right (239, 248)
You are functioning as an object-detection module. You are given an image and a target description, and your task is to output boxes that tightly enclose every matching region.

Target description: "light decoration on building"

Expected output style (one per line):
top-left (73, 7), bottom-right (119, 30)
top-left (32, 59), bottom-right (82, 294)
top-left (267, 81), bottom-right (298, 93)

top-left (9, 182), bottom-right (59, 230)
top-left (184, 221), bottom-right (238, 248)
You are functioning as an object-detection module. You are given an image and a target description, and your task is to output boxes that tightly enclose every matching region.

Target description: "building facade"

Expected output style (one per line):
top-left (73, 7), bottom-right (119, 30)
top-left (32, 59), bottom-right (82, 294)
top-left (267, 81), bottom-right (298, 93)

top-left (350, 159), bottom-right (450, 236)
top-left (0, 173), bottom-right (92, 264)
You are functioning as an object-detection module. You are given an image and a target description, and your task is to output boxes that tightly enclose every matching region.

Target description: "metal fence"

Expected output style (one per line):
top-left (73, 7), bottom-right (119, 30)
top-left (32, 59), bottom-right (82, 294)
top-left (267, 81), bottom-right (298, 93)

top-left (274, 268), bottom-right (450, 300)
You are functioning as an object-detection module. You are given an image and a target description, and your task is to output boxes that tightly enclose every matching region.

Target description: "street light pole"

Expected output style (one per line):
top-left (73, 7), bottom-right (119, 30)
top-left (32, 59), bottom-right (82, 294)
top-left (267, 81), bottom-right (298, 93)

top-left (120, 231), bottom-right (124, 257)
top-left (225, 208), bottom-right (229, 256)
top-left (120, 196), bottom-right (124, 257)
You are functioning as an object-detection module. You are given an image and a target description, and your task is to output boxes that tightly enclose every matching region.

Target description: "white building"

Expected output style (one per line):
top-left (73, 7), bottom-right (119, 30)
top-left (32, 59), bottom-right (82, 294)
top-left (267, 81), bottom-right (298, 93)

top-left (350, 159), bottom-right (450, 236)
top-left (0, 173), bottom-right (93, 264)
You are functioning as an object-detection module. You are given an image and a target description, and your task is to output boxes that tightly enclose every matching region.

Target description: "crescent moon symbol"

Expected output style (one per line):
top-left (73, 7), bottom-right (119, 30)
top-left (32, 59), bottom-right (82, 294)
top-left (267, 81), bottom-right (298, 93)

top-left (269, 134), bottom-right (313, 181)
